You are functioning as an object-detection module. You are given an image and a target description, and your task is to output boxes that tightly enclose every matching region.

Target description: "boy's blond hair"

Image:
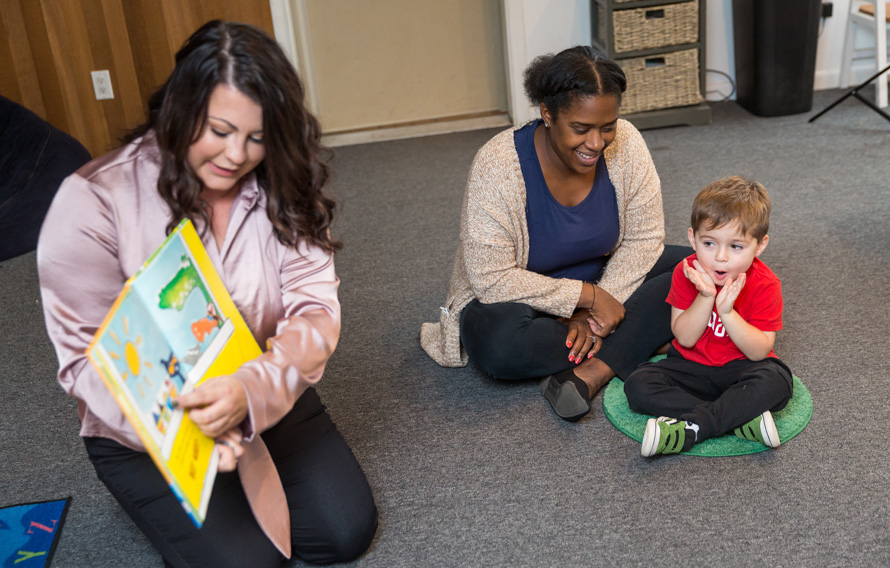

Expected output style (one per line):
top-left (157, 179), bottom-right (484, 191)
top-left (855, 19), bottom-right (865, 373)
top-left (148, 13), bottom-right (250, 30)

top-left (690, 176), bottom-right (771, 241)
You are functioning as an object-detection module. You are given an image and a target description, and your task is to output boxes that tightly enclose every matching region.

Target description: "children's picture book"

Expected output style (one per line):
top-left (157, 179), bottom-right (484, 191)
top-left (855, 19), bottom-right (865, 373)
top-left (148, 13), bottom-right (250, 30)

top-left (86, 219), bottom-right (261, 527)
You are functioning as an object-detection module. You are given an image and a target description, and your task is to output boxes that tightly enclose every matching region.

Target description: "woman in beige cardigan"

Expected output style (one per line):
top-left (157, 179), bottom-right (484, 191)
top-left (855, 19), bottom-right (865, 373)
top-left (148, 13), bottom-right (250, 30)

top-left (421, 46), bottom-right (690, 422)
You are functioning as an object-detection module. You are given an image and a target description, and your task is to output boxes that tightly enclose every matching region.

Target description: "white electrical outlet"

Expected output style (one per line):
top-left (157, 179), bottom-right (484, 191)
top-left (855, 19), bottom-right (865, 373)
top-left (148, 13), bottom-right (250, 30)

top-left (91, 70), bottom-right (114, 100)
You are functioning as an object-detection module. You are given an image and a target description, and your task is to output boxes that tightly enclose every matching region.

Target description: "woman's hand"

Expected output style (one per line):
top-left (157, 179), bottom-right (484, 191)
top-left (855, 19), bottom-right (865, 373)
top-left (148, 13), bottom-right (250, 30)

top-left (174, 375), bottom-right (248, 439)
top-left (560, 311), bottom-right (602, 364)
top-left (586, 286), bottom-right (625, 337)
top-left (215, 428), bottom-right (244, 473)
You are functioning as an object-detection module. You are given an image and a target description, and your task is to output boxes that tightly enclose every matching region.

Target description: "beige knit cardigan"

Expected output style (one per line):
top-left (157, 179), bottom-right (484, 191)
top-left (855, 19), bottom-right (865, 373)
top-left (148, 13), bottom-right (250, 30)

top-left (420, 119), bottom-right (665, 367)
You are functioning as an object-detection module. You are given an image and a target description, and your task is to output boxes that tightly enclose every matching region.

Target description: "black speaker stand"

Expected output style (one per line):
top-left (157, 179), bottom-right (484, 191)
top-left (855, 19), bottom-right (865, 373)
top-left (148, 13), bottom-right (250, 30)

top-left (809, 62), bottom-right (890, 123)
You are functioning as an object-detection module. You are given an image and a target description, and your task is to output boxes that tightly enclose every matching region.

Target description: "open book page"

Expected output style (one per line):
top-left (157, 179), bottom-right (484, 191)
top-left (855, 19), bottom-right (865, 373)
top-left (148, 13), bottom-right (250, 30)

top-left (87, 220), bottom-right (261, 526)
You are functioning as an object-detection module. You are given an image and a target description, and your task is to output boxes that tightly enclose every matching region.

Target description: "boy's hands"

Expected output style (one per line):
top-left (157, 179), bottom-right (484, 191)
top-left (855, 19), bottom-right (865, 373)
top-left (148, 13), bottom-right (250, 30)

top-left (715, 272), bottom-right (746, 317)
top-left (683, 260), bottom-right (717, 298)
top-left (683, 260), bottom-right (748, 316)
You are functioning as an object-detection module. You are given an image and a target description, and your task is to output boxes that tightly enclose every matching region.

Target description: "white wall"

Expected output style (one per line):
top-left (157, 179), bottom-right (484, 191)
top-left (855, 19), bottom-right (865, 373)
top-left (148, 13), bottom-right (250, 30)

top-left (519, 0), bottom-right (592, 59)
top-left (696, 0), bottom-right (875, 97)
top-left (502, 0), bottom-right (596, 124)
top-left (505, 0), bottom-right (884, 115)
top-left (817, 0), bottom-right (849, 88)
top-left (704, 0), bottom-right (735, 100)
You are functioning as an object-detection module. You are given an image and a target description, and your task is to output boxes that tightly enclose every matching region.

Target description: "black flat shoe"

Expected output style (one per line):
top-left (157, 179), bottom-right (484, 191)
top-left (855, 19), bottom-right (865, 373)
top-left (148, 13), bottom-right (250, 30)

top-left (540, 369), bottom-right (591, 422)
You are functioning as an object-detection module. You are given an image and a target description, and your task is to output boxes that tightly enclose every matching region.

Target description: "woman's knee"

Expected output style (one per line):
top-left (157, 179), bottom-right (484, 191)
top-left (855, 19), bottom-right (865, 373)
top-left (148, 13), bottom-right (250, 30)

top-left (461, 301), bottom-right (534, 343)
top-left (460, 302), bottom-right (547, 378)
top-left (332, 503), bottom-right (378, 563)
top-left (295, 499), bottom-right (378, 564)
top-left (644, 245), bottom-right (693, 282)
top-left (288, 438), bottom-right (379, 564)
top-left (661, 244), bottom-right (693, 267)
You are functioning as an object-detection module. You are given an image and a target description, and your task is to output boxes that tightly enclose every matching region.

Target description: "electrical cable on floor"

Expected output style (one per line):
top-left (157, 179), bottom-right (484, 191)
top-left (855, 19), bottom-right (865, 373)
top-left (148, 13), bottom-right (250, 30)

top-left (704, 68), bottom-right (737, 102)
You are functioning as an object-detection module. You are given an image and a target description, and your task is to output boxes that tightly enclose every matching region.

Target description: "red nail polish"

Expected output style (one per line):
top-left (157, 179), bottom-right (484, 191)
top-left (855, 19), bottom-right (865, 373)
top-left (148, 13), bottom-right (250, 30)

top-left (587, 352), bottom-right (593, 359)
top-left (566, 341), bottom-right (572, 348)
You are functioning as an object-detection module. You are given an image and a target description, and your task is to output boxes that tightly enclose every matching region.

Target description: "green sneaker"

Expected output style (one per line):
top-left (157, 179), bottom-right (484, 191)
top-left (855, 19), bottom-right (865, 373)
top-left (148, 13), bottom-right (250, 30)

top-left (641, 417), bottom-right (695, 457)
top-left (733, 411), bottom-right (780, 448)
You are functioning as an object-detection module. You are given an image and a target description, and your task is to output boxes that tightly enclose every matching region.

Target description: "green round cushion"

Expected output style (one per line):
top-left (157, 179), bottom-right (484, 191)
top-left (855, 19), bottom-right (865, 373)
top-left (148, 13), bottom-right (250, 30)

top-left (603, 355), bottom-right (813, 456)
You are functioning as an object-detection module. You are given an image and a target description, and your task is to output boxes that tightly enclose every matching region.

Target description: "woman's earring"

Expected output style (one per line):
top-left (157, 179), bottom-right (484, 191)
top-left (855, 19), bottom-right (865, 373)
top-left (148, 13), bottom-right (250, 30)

top-left (544, 122), bottom-right (550, 128)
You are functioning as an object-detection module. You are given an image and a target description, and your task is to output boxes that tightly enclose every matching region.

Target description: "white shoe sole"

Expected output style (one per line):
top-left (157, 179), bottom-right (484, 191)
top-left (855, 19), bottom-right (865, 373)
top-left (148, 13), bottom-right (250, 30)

top-left (760, 411), bottom-right (781, 448)
top-left (641, 418), bottom-right (660, 457)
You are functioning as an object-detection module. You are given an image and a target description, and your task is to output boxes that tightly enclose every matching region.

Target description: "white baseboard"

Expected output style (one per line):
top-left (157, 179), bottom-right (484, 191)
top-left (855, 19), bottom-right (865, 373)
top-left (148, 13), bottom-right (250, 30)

top-left (704, 77), bottom-right (736, 102)
top-left (816, 62), bottom-right (890, 90)
top-left (700, 65), bottom-right (889, 105)
top-left (322, 113), bottom-right (512, 147)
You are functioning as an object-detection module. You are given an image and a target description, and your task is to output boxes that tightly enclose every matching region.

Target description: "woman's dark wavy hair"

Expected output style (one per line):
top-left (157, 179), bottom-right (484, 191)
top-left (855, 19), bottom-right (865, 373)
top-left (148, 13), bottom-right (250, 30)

top-left (126, 20), bottom-right (340, 253)
top-left (523, 46), bottom-right (627, 121)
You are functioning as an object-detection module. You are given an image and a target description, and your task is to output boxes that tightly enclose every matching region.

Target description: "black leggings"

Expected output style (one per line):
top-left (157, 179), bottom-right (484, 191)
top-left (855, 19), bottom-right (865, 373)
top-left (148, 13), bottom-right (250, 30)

top-left (459, 245), bottom-right (691, 381)
top-left (84, 388), bottom-right (377, 568)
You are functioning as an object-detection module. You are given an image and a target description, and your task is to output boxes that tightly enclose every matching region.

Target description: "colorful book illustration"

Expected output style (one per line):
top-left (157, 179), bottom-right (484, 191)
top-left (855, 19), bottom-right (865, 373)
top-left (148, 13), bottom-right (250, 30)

top-left (86, 219), bottom-right (261, 527)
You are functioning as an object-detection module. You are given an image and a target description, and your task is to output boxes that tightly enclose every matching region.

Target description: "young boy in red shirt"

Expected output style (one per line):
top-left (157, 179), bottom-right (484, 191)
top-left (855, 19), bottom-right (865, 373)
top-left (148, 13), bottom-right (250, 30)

top-left (624, 176), bottom-right (794, 456)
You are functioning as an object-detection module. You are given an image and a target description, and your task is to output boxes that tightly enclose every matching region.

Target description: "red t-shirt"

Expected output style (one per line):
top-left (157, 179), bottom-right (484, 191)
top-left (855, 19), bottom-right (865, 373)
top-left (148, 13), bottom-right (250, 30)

top-left (667, 255), bottom-right (783, 366)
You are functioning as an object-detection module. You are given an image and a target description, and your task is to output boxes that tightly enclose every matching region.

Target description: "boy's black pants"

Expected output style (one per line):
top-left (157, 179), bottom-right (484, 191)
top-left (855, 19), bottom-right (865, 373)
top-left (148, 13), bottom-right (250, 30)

top-left (624, 347), bottom-right (794, 441)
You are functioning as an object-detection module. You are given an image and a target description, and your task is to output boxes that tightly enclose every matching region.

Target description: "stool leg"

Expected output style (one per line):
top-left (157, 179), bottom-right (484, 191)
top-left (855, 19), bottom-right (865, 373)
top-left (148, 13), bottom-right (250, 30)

top-left (877, 2), bottom-right (888, 107)
top-left (840, 5), bottom-right (858, 89)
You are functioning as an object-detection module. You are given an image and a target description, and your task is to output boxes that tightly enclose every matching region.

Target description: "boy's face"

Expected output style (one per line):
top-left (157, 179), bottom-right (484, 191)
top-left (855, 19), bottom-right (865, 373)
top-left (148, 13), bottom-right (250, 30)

top-left (687, 221), bottom-right (769, 285)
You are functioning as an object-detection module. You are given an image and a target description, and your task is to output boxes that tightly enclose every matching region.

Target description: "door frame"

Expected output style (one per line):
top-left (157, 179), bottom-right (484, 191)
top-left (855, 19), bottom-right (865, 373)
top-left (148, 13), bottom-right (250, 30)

top-left (269, 0), bottom-right (526, 144)
top-left (269, 0), bottom-right (320, 115)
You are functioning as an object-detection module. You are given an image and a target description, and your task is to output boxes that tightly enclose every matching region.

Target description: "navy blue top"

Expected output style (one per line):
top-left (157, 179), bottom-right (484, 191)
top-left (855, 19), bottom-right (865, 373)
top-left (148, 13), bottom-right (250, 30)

top-left (515, 120), bottom-right (619, 281)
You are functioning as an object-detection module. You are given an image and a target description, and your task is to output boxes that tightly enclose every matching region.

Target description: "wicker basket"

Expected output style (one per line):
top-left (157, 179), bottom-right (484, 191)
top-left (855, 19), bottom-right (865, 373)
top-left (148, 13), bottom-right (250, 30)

top-left (619, 48), bottom-right (702, 114)
top-left (612, 2), bottom-right (698, 53)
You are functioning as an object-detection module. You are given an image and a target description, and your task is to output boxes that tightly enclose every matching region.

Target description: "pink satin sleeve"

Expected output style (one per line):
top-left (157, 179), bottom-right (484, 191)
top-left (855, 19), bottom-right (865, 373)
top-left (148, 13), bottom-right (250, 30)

top-left (233, 242), bottom-right (341, 439)
top-left (37, 173), bottom-right (146, 448)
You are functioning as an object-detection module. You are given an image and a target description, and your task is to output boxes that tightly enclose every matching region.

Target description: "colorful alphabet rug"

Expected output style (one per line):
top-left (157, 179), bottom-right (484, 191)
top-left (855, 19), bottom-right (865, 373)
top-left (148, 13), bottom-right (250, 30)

top-left (0, 498), bottom-right (70, 567)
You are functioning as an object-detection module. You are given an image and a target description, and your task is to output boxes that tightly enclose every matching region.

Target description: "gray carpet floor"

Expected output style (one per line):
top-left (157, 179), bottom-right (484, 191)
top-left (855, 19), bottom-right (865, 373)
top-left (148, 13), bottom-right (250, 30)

top-left (2, 88), bottom-right (889, 566)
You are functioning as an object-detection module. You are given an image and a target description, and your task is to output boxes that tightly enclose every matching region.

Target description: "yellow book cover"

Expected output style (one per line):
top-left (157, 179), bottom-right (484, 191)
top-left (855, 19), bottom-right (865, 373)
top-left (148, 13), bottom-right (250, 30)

top-left (86, 219), bottom-right (261, 527)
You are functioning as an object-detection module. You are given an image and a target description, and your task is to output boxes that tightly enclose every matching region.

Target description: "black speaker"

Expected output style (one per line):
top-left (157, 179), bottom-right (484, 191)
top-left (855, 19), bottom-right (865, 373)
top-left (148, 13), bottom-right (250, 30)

top-left (732, 0), bottom-right (822, 116)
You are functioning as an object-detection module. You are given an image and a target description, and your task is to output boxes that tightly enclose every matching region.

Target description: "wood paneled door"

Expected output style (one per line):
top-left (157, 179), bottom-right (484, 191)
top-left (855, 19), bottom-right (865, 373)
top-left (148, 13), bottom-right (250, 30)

top-left (1, 0), bottom-right (274, 158)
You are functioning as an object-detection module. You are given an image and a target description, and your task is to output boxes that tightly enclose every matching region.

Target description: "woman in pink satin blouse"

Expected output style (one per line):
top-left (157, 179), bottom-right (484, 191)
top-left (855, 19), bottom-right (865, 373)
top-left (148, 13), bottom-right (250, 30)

top-left (37, 20), bottom-right (376, 568)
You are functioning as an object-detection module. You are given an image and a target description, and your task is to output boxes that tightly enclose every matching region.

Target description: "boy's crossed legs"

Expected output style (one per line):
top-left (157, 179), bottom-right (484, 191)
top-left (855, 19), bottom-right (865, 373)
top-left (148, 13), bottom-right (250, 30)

top-left (624, 348), bottom-right (794, 455)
